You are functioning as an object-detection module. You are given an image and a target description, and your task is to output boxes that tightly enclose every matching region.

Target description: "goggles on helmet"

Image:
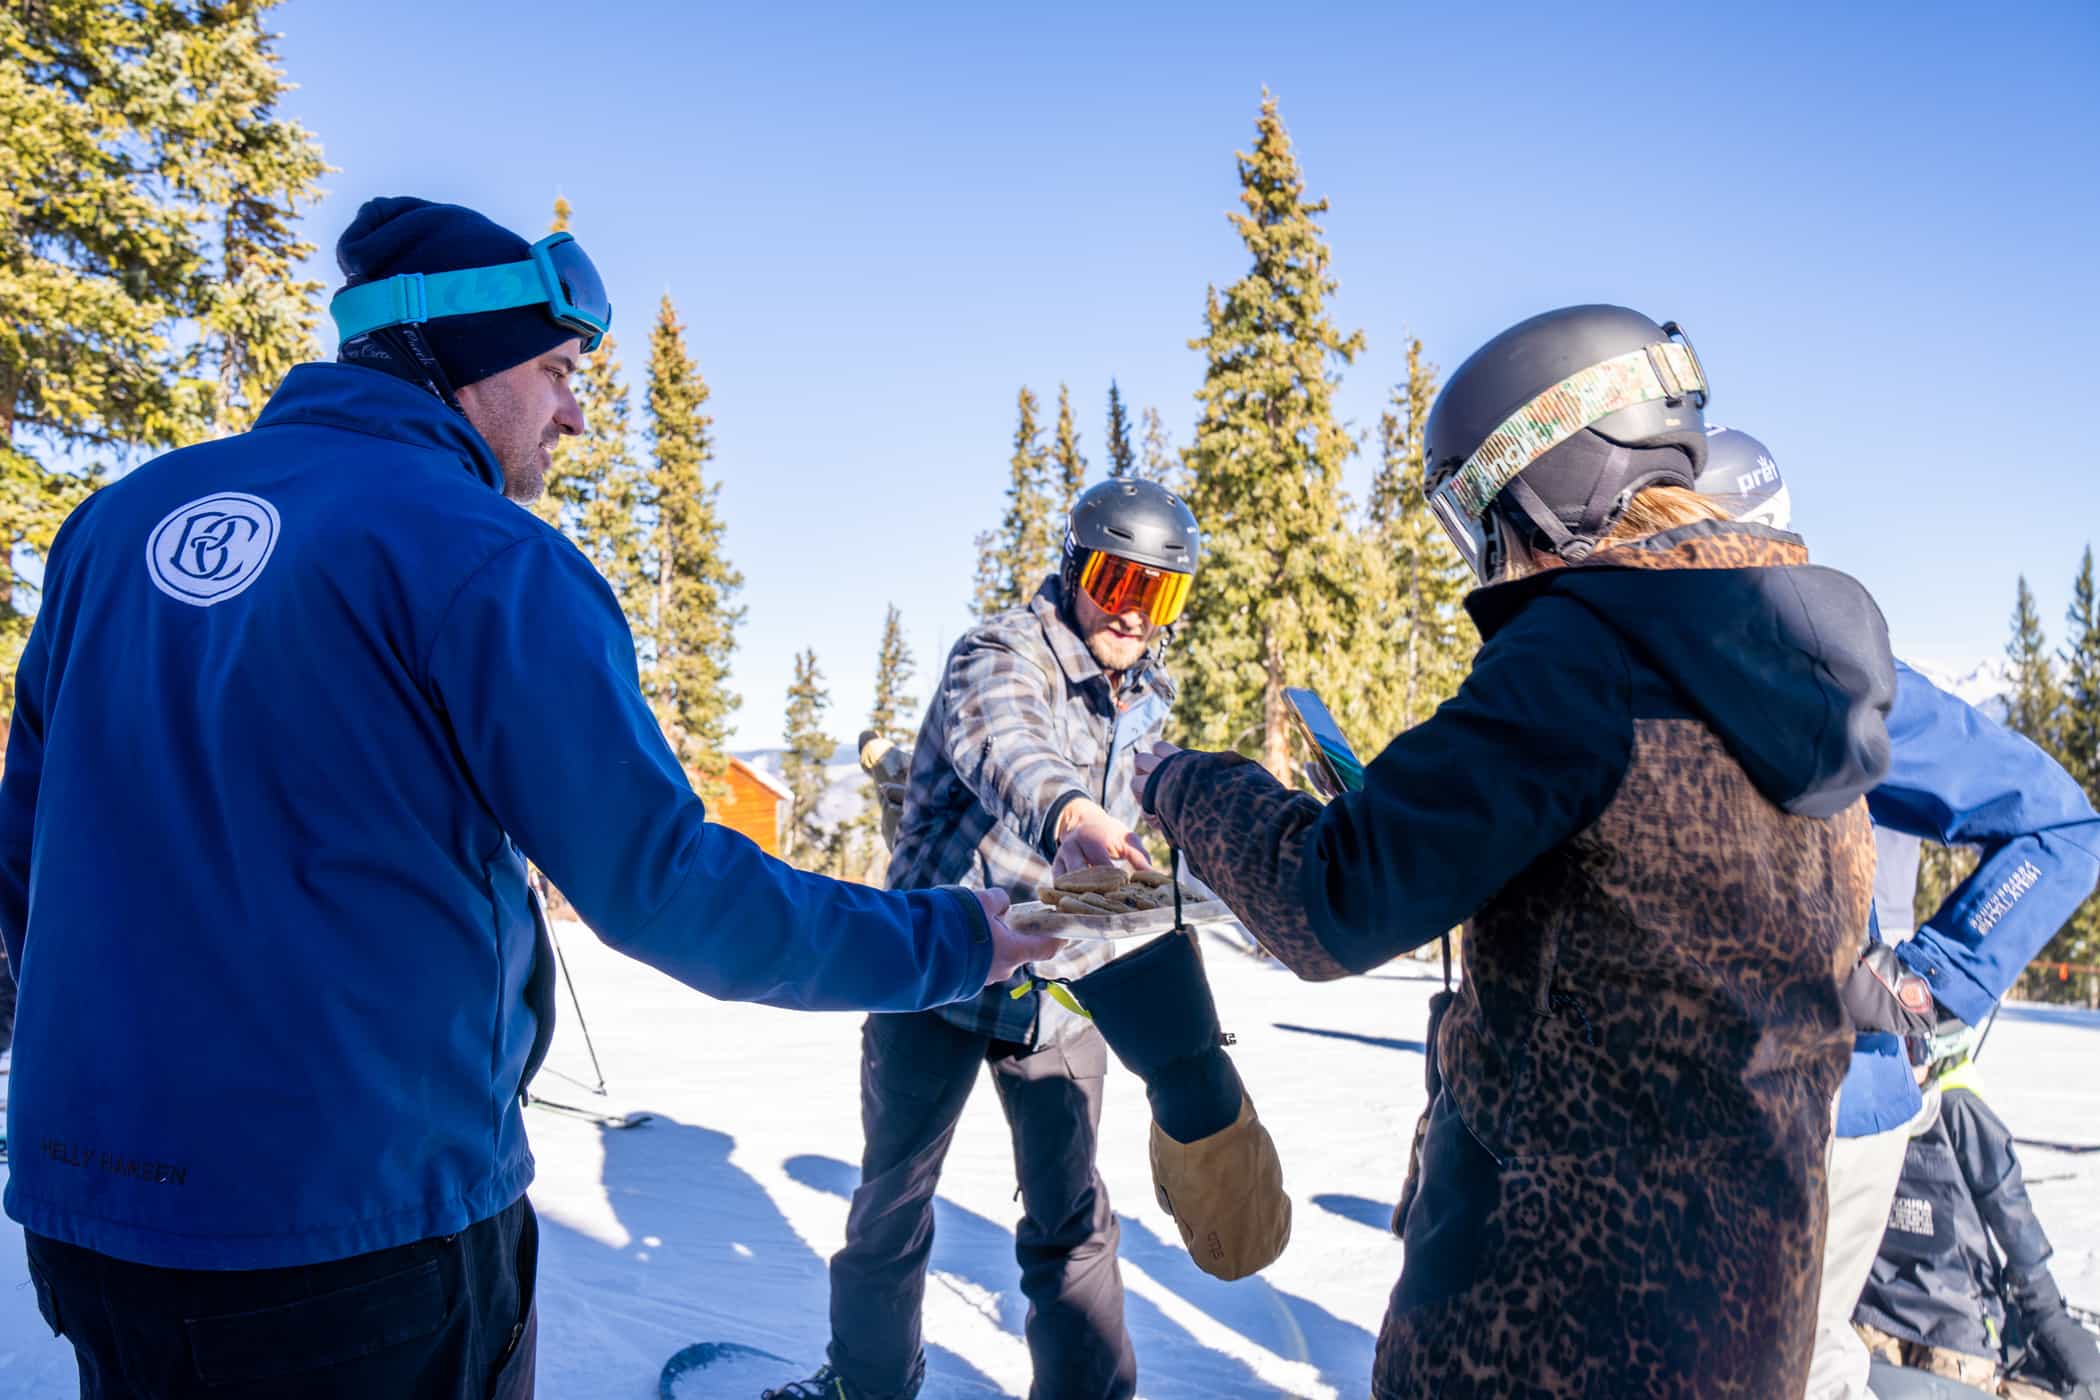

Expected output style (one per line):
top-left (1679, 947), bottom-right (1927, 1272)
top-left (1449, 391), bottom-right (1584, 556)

top-left (328, 232), bottom-right (612, 353)
top-left (1427, 327), bottom-right (1707, 582)
top-left (1076, 550), bottom-right (1193, 627)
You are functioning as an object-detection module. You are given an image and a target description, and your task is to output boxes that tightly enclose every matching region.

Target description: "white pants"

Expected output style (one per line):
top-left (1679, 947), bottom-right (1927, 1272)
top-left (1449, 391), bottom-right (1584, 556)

top-left (1805, 1088), bottom-right (1941, 1400)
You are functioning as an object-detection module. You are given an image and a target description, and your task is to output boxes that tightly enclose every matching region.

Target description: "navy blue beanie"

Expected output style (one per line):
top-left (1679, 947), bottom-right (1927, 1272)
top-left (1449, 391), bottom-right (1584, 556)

top-left (335, 196), bottom-right (577, 388)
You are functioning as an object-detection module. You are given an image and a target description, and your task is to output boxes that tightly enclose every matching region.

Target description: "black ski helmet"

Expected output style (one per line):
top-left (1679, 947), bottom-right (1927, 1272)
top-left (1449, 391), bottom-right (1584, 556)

top-left (1423, 304), bottom-right (1711, 580)
top-left (1059, 477), bottom-right (1200, 607)
top-left (1696, 425), bottom-right (1793, 531)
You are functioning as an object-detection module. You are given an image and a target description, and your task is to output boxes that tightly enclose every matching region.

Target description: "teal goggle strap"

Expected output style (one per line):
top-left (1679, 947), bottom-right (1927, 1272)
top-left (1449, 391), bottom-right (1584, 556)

top-left (1433, 336), bottom-right (1708, 527)
top-left (329, 234), bottom-right (607, 351)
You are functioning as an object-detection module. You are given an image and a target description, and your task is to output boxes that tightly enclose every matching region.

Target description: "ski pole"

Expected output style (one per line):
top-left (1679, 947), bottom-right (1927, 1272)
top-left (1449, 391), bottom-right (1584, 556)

top-left (547, 917), bottom-right (608, 1096)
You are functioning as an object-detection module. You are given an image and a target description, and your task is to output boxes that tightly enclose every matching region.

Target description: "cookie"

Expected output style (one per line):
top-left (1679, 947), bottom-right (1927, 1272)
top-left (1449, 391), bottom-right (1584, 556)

top-left (1054, 866), bottom-right (1131, 895)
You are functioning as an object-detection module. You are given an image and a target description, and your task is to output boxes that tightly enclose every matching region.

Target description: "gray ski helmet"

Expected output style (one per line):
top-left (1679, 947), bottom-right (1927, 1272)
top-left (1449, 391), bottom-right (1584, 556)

top-left (1060, 477), bottom-right (1199, 603)
top-left (1696, 425), bottom-right (1793, 531)
top-left (1423, 305), bottom-right (1711, 580)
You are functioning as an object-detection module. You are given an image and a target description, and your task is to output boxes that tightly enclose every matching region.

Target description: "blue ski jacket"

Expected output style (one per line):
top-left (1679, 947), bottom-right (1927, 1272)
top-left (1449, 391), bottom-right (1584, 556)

top-left (1839, 660), bottom-right (2100, 1137)
top-left (0, 363), bottom-right (994, 1269)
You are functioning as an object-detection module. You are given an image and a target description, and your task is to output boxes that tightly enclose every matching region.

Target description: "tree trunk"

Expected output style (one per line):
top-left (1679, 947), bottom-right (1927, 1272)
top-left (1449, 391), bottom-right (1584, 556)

top-left (1262, 625), bottom-right (1290, 783)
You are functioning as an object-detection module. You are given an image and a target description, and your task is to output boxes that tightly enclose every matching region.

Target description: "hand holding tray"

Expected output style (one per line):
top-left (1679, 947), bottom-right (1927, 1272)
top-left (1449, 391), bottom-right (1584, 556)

top-left (1005, 897), bottom-right (1237, 942)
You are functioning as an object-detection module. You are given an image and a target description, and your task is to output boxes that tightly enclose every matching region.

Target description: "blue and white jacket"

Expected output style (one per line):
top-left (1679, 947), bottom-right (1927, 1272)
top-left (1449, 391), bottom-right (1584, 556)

top-left (1840, 660), bottom-right (2100, 1137)
top-left (0, 363), bottom-right (994, 1268)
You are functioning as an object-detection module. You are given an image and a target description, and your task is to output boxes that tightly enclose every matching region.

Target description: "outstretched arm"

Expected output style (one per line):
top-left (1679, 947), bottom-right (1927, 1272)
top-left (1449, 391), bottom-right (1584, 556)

top-left (426, 534), bottom-right (1023, 1012)
top-left (1144, 596), bottom-right (1633, 979)
top-left (1871, 661), bottom-right (2100, 1024)
top-left (938, 630), bottom-right (1147, 870)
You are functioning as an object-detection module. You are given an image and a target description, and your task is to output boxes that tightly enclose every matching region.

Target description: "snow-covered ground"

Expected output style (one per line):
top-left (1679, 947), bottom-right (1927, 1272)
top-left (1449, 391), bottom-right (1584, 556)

top-left (2, 926), bottom-right (2095, 1398)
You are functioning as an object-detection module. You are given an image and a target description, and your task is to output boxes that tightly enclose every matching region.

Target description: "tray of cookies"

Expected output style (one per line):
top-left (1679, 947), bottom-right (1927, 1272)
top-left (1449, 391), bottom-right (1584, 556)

top-left (1005, 864), bottom-right (1235, 941)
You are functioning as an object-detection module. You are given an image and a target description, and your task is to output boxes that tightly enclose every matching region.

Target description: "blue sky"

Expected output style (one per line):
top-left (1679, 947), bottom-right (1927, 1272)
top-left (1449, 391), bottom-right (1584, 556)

top-left (273, 0), bottom-right (2100, 749)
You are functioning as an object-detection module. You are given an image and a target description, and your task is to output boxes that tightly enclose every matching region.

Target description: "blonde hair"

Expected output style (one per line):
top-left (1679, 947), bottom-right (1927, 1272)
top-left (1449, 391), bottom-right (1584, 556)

top-left (1496, 486), bottom-right (1729, 580)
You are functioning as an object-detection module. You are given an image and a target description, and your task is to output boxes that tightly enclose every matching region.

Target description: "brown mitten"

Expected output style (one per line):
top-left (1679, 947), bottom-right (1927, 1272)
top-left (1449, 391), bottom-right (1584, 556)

top-left (1148, 1091), bottom-right (1291, 1281)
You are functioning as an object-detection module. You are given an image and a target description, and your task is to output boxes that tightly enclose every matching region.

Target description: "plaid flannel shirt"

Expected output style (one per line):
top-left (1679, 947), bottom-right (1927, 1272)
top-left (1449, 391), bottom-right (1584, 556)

top-left (888, 577), bottom-right (1173, 1042)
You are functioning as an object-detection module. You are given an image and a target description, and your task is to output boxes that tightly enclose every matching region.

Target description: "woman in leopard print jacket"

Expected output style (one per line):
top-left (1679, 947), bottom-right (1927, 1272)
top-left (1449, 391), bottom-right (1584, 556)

top-left (1139, 306), bottom-right (1897, 1398)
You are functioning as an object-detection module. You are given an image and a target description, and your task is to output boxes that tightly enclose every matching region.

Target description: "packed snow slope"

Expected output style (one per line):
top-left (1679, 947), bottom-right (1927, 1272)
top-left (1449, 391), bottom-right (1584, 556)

top-left (2, 923), bottom-right (2094, 1398)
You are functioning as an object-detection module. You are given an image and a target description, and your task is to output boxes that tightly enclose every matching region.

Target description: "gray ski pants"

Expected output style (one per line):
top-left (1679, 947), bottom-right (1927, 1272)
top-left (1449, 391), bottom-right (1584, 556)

top-left (827, 1010), bottom-right (1136, 1400)
top-left (1807, 1088), bottom-right (1942, 1400)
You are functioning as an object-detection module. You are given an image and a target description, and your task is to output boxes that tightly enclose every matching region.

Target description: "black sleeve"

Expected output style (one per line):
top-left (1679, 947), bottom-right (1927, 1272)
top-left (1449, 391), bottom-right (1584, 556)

top-left (1302, 594), bottom-right (1636, 973)
top-left (1146, 750), bottom-right (1342, 979)
top-left (1940, 1088), bottom-right (2053, 1277)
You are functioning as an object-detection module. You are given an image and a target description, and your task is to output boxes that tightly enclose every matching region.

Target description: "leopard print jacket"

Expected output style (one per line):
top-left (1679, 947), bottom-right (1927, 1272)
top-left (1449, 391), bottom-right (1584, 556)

top-left (1147, 525), bottom-right (1882, 1397)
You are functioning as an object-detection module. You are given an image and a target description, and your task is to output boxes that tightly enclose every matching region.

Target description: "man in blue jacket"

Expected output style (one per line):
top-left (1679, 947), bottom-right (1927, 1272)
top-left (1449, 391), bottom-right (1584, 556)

top-left (0, 197), bottom-right (1060, 1400)
top-left (1698, 427), bottom-right (2100, 1400)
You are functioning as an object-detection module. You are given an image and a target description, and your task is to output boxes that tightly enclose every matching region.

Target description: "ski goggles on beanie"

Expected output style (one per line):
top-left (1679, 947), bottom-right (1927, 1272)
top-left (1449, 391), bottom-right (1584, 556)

top-left (329, 232), bottom-right (612, 352)
top-left (1076, 549), bottom-right (1193, 626)
top-left (1428, 330), bottom-right (1708, 580)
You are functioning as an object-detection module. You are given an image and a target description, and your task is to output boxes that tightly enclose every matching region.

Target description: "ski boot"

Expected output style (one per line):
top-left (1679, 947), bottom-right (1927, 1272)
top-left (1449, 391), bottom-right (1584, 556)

top-left (763, 1351), bottom-right (923, 1400)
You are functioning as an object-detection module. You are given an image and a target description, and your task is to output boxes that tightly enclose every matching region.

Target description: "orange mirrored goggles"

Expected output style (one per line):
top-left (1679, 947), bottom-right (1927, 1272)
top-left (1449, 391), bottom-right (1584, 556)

top-left (1076, 550), bottom-right (1193, 626)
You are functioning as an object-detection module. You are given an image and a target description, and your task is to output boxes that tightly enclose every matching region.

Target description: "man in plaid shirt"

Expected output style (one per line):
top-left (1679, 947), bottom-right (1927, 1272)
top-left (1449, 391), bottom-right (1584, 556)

top-left (774, 480), bottom-right (1199, 1400)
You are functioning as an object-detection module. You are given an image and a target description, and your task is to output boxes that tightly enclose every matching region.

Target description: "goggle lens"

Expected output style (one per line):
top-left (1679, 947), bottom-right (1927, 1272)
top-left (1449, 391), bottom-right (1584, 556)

top-left (541, 236), bottom-right (611, 350)
top-left (1428, 482), bottom-right (1490, 582)
top-left (1077, 551), bottom-right (1192, 626)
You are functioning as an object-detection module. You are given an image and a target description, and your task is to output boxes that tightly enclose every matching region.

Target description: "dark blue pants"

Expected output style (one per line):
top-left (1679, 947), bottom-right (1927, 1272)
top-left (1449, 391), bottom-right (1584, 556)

top-left (24, 1196), bottom-right (537, 1399)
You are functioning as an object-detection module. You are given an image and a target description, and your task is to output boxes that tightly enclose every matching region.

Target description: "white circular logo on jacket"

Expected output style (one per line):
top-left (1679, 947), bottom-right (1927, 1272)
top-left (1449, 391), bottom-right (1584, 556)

top-left (145, 493), bottom-right (281, 607)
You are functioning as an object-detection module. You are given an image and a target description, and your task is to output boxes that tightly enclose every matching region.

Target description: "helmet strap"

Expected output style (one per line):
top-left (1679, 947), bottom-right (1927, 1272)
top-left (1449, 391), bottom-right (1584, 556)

top-left (1502, 440), bottom-right (1651, 567)
top-left (1503, 477), bottom-right (1594, 564)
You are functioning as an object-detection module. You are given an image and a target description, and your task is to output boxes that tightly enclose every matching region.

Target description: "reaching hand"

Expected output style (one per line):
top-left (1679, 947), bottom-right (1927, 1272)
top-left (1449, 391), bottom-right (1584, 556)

top-left (976, 888), bottom-right (1065, 984)
top-left (1133, 740), bottom-right (1183, 786)
top-left (1051, 798), bottom-right (1153, 877)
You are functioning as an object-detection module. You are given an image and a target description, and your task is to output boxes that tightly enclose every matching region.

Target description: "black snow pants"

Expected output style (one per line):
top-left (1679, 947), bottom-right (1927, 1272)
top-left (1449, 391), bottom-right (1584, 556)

top-left (23, 1196), bottom-right (537, 1399)
top-left (827, 1009), bottom-right (1136, 1400)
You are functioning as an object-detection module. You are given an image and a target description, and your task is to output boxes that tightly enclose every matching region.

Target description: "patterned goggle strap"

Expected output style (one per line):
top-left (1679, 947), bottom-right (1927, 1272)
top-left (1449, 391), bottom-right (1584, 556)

top-left (1433, 338), bottom-right (1708, 526)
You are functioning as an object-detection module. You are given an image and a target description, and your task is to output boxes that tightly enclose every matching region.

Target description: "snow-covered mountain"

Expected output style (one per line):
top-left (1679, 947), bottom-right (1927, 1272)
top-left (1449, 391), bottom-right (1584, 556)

top-left (1901, 655), bottom-right (2013, 723)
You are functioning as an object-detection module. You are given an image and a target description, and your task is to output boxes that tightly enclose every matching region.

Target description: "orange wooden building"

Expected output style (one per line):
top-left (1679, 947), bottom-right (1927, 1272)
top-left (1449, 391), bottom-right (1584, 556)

top-left (716, 756), bottom-right (793, 856)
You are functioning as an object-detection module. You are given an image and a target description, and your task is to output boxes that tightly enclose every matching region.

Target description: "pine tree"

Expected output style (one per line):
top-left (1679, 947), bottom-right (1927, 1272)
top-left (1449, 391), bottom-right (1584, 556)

top-left (569, 342), bottom-right (648, 630)
top-left (2047, 546), bottom-right (2100, 992)
top-left (868, 604), bottom-right (918, 744)
top-left (1138, 405), bottom-right (1181, 487)
top-left (971, 386), bottom-right (1057, 617)
top-left (188, 10), bottom-right (329, 435)
top-left (1352, 337), bottom-right (1475, 746)
top-left (1052, 382), bottom-right (1087, 515)
top-left (830, 606), bottom-right (920, 885)
top-left (780, 648), bottom-right (835, 866)
top-left (532, 197), bottom-right (582, 534)
top-left (2, 0), bottom-right (327, 715)
top-left (818, 820), bottom-right (873, 885)
top-left (2060, 546), bottom-right (2099, 796)
top-left (530, 201), bottom-right (648, 636)
top-left (642, 295), bottom-right (745, 803)
top-left (1105, 381), bottom-right (1136, 478)
top-left (1912, 841), bottom-right (1980, 941)
top-left (2005, 576), bottom-right (2062, 754)
top-left (1177, 91), bottom-right (1366, 780)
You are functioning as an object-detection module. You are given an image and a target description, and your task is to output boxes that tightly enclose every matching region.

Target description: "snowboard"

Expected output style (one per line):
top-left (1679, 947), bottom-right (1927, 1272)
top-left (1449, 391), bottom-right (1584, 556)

top-left (657, 1344), bottom-right (1012, 1399)
top-left (657, 1342), bottom-right (793, 1399)
top-left (1865, 1358), bottom-right (2001, 1399)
